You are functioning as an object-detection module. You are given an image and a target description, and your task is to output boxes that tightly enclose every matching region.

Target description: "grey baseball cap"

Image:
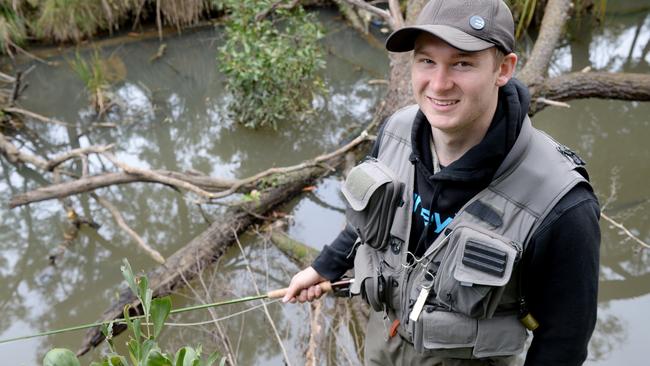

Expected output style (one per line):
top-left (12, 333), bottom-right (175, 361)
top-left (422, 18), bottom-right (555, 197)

top-left (385, 0), bottom-right (515, 53)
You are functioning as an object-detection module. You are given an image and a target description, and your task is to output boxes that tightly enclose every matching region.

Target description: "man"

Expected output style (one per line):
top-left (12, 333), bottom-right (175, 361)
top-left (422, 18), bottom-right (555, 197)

top-left (283, 0), bottom-right (600, 365)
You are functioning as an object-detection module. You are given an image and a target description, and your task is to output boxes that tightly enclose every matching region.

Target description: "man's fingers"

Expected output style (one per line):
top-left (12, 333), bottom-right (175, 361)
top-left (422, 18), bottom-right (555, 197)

top-left (282, 282), bottom-right (298, 303)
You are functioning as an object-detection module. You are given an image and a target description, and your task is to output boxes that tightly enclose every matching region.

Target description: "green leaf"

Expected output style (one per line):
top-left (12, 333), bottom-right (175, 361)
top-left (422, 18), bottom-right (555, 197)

top-left (106, 354), bottom-right (129, 366)
top-left (120, 259), bottom-right (138, 296)
top-left (137, 275), bottom-right (150, 311)
top-left (174, 346), bottom-right (198, 366)
top-left (43, 348), bottom-right (81, 366)
top-left (140, 339), bottom-right (158, 362)
top-left (144, 350), bottom-right (172, 366)
top-left (151, 296), bottom-right (172, 339)
top-left (127, 338), bottom-right (140, 364)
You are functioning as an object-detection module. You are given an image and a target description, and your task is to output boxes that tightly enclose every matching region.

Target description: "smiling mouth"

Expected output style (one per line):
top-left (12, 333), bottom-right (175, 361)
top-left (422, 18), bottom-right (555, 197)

top-left (429, 98), bottom-right (459, 106)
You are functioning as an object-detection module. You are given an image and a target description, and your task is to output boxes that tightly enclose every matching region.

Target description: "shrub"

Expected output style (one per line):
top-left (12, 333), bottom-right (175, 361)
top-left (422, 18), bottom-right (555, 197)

top-left (217, 0), bottom-right (326, 129)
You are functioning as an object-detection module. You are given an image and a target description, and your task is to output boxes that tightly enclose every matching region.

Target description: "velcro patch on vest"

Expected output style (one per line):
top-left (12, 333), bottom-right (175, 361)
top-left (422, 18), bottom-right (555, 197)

top-left (465, 200), bottom-right (503, 228)
top-left (462, 240), bottom-right (507, 277)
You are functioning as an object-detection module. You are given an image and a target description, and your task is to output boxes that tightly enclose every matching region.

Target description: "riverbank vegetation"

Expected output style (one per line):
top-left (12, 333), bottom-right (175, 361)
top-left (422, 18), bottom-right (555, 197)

top-left (1, 0), bottom-right (649, 365)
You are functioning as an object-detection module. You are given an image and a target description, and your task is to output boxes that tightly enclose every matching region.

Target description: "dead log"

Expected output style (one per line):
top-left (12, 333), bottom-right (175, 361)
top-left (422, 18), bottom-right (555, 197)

top-left (529, 72), bottom-right (650, 115)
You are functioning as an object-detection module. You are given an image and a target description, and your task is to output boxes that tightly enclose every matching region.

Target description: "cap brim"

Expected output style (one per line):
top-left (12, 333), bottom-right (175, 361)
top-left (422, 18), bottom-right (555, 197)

top-left (385, 25), bottom-right (493, 52)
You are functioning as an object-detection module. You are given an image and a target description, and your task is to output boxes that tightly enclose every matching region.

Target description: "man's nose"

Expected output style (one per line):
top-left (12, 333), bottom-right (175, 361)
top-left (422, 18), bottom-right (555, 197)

top-left (429, 67), bottom-right (453, 93)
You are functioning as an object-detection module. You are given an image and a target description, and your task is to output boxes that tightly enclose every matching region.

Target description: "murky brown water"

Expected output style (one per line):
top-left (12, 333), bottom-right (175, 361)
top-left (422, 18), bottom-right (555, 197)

top-left (1, 5), bottom-right (649, 366)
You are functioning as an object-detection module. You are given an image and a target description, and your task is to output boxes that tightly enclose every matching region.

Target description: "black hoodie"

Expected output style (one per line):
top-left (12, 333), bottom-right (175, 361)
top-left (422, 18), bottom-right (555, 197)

top-left (312, 79), bottom-right (600, 366)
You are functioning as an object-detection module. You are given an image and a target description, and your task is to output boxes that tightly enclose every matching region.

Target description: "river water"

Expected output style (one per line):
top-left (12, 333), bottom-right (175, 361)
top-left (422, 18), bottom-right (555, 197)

top-left (0, 5), bottom-right (649, 366)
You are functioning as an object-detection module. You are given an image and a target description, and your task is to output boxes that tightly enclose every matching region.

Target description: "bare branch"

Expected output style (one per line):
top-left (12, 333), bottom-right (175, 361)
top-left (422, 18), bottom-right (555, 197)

top-left (388, 0), bottom-right (404, 29)
top-left (535, 97), bottom-right (570, 108)
top-left (10, 128), bottom-right (375, 207)
top-left (0, 131), bottom-right (48, 169)
top-left (342, 0), bottom-right (396, 29)
top-left (3, 107), bottom-right (71, 126)
top-left (518, 0), bottom-right (572, 85)
top-left (45, 144), bottom-right (114, 171)
top-left (102, 153), bottom-right (219, 200)
top-left (601, 212), bottom-right (650, 249)
top-left (91, 193), bottom-right (166, 264)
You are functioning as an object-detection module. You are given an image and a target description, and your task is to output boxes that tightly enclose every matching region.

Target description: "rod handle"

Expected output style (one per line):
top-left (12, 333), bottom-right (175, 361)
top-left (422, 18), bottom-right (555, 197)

top-left (267, 281), bottom-right (333, 299)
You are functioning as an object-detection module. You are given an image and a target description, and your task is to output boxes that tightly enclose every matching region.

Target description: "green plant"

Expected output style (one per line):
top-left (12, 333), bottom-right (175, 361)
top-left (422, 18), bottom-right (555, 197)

top-left (0, 3), bottom-right (26, 54)
top-left (217, 0), bottom-right (326, 129)
top-left (42, 259), bottom-right (225, 366)
top-left (69, 48), bottom-right (113, 114)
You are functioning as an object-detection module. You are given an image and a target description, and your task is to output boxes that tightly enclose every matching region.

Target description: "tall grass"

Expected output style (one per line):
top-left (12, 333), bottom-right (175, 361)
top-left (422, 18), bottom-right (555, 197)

top-left (70, 49), bottom-right (112, 114)
top-left (0, 3), bottom-right (26, 54)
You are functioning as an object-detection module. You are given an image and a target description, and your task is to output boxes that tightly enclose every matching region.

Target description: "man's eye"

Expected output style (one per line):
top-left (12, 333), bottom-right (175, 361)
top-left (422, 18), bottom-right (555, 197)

top-left (455, 61), bottom-right (472, 68)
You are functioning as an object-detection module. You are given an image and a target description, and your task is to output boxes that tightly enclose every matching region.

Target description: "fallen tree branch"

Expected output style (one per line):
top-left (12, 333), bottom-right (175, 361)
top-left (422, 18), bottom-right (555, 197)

top-left (91, 193), bottom-right (166, 264)
top-left (3, 107), bottom-right (71, 126)
top-left (103, 152), bottom-right (219, 201)
top-left (45, 144), bottom-right (114, 171)
top-left (0, 131), bottom-right (48, 169)
top-left (10, 128), bottom-right (374, 207)
top-left (9, 170), bottom-right (237, 208)
top-left (529, 72), bottom-right (650, 115)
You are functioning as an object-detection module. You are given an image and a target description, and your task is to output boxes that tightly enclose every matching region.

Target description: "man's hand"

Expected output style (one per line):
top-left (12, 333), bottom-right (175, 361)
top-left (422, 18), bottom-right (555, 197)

top-left (282, 266), bottom-right (328, 303)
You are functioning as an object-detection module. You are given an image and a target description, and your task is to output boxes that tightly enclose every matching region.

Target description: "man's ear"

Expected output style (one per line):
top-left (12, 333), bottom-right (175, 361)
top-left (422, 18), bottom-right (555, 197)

top-left (496, 53), bottom-right (518, 87)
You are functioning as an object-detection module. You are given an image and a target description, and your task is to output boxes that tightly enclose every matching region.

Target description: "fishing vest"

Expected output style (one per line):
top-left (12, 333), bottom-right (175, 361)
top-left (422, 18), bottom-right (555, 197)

top-left (346, 104), bottom-right (588, 359)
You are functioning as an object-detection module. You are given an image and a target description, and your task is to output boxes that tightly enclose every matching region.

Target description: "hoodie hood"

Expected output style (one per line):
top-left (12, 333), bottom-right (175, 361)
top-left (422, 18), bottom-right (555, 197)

top-left (411, 77), bottom-right (530, 183)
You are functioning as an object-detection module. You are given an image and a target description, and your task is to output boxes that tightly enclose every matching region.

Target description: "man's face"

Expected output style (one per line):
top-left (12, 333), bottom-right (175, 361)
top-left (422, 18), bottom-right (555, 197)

top-left (411, 33), bottom-right (510, 136)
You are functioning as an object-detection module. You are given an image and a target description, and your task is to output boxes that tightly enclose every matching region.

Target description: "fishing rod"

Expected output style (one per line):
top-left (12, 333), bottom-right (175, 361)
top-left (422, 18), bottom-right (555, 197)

top-left (0, 278), bottom-right (353, 345)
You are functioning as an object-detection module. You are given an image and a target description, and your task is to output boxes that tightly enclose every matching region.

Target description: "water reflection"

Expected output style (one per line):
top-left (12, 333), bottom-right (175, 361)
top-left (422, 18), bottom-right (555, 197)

top-left (1, 5), bottom-right (650, 366)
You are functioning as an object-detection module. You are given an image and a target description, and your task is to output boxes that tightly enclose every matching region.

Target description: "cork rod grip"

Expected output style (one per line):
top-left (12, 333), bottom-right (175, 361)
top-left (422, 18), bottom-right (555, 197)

top-left (266, 281), bottom-right (333, 299)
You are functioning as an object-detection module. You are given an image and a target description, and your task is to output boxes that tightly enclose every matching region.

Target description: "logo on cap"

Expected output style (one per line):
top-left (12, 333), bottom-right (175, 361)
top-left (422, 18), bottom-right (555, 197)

top-left (469, 15), bottom-right (485, 30)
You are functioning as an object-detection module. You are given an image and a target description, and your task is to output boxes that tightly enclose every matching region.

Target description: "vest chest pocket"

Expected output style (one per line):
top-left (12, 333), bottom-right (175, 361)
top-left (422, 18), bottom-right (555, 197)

top-left (341, 158), bottom-right (404, 250)
top-left (433, 224), bottom-right (520, 319)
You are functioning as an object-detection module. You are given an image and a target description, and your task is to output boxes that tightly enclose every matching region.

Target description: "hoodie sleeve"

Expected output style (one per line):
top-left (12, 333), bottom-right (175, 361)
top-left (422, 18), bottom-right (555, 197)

top-left (311, 122), bottom-right (386, 280)
top-left (523, 184), bottom-right (601, 366)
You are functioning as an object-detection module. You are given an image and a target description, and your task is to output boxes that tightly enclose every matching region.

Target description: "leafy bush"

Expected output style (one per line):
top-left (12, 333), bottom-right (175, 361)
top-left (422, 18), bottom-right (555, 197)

top-left (217, 0), bottom-right (326, 129)
top-left (42, 259), bottom-right (225, 366)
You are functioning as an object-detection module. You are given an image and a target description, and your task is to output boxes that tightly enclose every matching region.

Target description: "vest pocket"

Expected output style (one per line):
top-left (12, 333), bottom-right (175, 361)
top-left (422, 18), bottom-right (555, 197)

top-left (413, 310), bottom-right (477, 353)
top-left (473, 315), bottom-right (528, 358)
top-left (433, 224), bottom-right (519, 319)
